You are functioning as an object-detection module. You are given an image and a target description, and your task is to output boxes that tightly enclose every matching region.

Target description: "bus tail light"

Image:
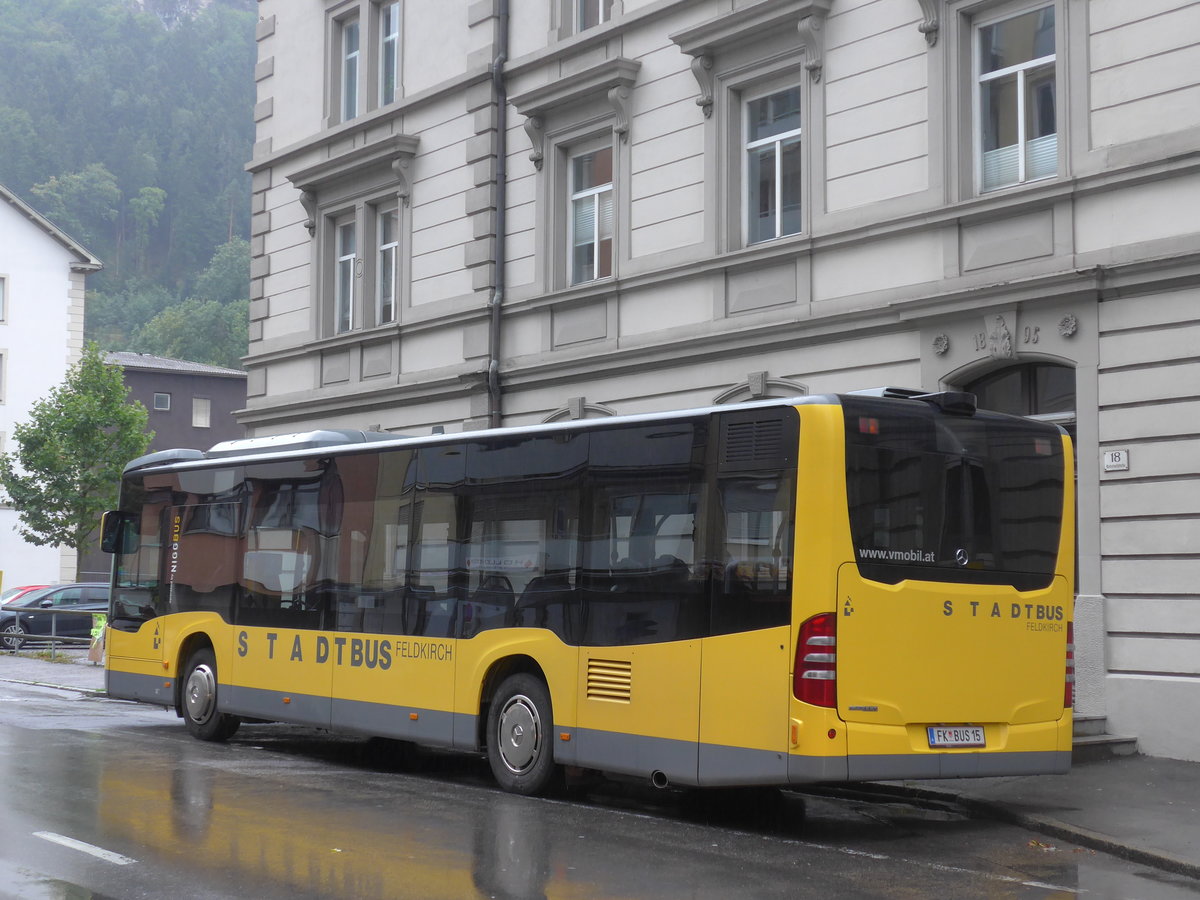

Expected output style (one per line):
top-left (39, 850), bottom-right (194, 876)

top-left (1064, 621), bottom-right (1075, 708)
top-left (795, 613), bottom-right (836, 708)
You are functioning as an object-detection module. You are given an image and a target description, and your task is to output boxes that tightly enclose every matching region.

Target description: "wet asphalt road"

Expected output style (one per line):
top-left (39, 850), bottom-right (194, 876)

top-left (1, 677), bottom-right (1198, 899)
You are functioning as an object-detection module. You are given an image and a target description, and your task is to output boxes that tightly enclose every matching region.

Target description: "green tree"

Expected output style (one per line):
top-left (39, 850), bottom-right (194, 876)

top-left (0, 342), bottom-right (153, 558)
top-left (132, 297), bottom-right (249, 370)
top-left (192, 237), bottom-right (250, 304)
top-left (29, 163), bottom-right (121, 255)
top-left (127, 185), bottom-right (167, 274)
top-left (86, 280), bottom-right (175, 349)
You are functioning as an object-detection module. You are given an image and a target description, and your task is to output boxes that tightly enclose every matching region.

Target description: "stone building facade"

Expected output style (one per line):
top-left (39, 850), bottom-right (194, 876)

top-left (245, 0), bottom-right (1200, 761)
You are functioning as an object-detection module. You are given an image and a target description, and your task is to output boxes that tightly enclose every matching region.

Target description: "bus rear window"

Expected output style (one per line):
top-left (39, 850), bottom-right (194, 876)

top-left (843, 396), bottom-right (1065, 590)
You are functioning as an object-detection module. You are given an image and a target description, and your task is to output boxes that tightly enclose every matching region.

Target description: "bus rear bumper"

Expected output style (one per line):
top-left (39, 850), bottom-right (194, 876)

top-left (845, 748), bottom-right (1071, 781)
top-left (786, 749), bottom-right (1070, 784)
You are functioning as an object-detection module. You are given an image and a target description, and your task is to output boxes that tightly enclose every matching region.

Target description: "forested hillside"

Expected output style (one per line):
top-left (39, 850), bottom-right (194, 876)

top-left (0, 0), bottom-right (256, 369)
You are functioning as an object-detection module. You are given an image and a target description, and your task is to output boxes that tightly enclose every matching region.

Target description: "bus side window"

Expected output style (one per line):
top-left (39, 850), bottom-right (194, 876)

top-left (581, 486), bottom-right (704, 646)
top-left (333, 450), bottom-right (414, 635)
top-left (238, 462), bottom-right (335, 630)
top-left (711, 476), bottom-right (792, 635)
top-left (409, 492), bottom-right (461, 637)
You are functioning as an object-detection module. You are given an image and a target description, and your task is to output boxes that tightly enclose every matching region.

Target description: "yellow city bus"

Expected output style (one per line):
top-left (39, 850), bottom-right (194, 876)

top-left (101, 389), bottom-right (1075, 795)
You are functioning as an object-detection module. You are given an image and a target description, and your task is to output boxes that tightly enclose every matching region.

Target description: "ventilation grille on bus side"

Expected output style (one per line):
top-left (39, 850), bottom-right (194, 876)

top-left (587, 659), bottom-right (633, 703)
top-left (721, 417), bottom-right (784, 467)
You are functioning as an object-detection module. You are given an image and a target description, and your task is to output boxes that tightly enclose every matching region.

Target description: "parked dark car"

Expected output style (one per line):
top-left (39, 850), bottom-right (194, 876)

top-left (0, 583), bottom-right (109, 650)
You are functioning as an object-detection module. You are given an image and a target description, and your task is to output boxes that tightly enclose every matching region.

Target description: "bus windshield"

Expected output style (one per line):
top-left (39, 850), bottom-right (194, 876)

top-left (843, 395), bottom-right (1065, 590)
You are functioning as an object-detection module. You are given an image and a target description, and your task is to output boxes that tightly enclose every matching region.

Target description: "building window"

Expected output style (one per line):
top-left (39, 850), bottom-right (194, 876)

top-left (569, 146), bottom-right (613, 285)
top-left (977, 5), bottom-right (1056, 192)
top-left (380, 1), bottom-right (400, 106)
top-left (153, 392), bottom-right (171, 411)
top-left (968, 362), bottom-right (1074, 423)
top-left (328, 2), bottom-right (404, 125)
top-left (0, 276), bottom-right (6, 322)
top-left (577, 0), bottom-right (613, 31)
top-left (341, 17), bottom-right (361, 122)
top-left (289, 135), bottom-right (417, 340)
top-left (192, 397), bottom-right (211, 429)
top-left (745, 86), bottom-right (803, 244)
top-left (335, 219), bottom-right (357, 334)
top-left (377, 205), bottom-right (399, 325)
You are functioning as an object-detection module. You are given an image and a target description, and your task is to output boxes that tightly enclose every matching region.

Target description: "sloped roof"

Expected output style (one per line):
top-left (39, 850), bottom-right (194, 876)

top-left (106, 351), bottom-right (246, 378)
top-left (0, 183), bottom-right (102, 271)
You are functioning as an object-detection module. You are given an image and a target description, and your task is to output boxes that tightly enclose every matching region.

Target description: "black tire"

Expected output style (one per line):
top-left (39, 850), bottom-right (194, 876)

top-left (486, 673), bottom-right (557, 796)
top-left (181, 648), bottom-right (241, 742)
top-left (1, 620), bottom-right (26, 651)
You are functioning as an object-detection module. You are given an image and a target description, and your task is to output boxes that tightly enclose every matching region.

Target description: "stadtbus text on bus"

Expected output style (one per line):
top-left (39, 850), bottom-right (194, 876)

top-left (102, 389), bottom-right (1075, 795)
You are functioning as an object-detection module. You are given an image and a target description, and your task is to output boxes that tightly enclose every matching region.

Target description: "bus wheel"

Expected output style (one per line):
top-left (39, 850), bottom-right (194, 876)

top-left (487, 674), bottom-right (556, 796)
top-left (181, 648), bottom-right (241, 742)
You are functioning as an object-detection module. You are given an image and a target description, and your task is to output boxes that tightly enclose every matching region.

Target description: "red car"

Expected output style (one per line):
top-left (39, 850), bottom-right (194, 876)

top-left (1, 585), bottom-right (48, 606)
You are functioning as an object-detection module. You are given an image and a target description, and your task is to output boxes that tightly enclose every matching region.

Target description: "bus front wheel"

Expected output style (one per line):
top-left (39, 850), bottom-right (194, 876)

top-left (181, 648), bottom-right (241, 742)
top-left (487, 674), bottom-right (557, 795)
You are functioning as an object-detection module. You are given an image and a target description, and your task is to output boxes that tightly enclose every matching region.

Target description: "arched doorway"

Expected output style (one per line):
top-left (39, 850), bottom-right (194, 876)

top-left (965, 362), bottom-right (1076, 437)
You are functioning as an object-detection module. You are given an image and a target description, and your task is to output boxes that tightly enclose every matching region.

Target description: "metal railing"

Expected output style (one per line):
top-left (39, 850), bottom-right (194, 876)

top-left (1, 608), bottom-right (105, 661)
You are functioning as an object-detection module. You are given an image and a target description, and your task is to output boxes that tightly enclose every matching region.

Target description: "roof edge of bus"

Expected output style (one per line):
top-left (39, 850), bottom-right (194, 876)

top-left (847, 386), bottom-right (977, 416)
top-left (129, 394), bottom-right (940, 473)
top-left (123, 447), bottom-right (207, 474)
top-left (205, 428), bottom-right (402, 459)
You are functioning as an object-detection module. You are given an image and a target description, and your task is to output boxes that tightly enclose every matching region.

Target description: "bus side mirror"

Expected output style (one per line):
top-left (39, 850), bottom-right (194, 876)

top-left (101, 511), bottom-right (134, 554)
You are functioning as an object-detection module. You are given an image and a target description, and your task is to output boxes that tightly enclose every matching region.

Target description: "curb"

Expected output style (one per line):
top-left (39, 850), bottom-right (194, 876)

top-left (0, 674), bottom-right (107, 697)
top-left (879, 783), bottom-right (1200, 882)
top-left (0, 672), bottom-right (106, 700)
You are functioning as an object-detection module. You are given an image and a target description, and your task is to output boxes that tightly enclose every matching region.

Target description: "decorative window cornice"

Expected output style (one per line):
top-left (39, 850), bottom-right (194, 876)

top-left (916, 0), bottom-right (939, 46)
top-left (671, 0), bottom-right (939, 108)
top-left (670, 0), bottom-right (833, 111)
top-left (287, 134), bottom-right (419, 234)
top-left (511, 57), bottom-right (641, 170)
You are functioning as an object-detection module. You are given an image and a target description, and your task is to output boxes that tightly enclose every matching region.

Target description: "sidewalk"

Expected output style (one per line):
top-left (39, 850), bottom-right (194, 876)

top-left (0, 647), bottom-right (106, 694)
top-left (1, 651), bottom-right (1197, 880)
top-left (886, 755), bottom-right (1200, 880)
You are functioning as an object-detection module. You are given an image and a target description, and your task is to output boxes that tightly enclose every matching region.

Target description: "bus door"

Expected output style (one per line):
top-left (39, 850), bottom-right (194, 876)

top-left (698, 464), bottom-right (796, 786)
top-left (574, 481), bottom-right (704, 786)
top-left (106, 487), bottom-right (172, 703)
top-left (164, 498), bottom-right (242, 648)
top-left (230, 463), bottom-right (336, 728)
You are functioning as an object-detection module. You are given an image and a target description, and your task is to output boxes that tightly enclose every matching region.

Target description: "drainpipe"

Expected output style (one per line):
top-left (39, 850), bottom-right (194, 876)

top-left (487, 0), bottom-right (510, 428)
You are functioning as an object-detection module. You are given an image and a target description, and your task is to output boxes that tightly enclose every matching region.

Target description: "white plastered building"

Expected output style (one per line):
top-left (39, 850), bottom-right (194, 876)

top-left (0, 184), bottom-right (102, 588)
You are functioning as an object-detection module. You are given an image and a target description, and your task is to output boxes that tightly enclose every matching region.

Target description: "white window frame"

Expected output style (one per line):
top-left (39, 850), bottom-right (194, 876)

top-left (973, 4), bottom-right (1057, 193)
top-left (568, 145), bottom-right (615, 286)
top-left (334, 217), bottom-right (358, 334)
top-left (192, 396), bottom-right (212, 429)
top-left (153, 392), bottom-right (171, 411)
top-left (743, 84), bottom-right (804, 245)
top-left (0, 276), bottom-right (6, 323)
top-left (576, 0), bottom-right (614, 32)
top-left (341, 15), bottom-right (361, 122)
top-left (379, 1), bottom-right (400, 107)
top-left (376, 204), bottom-right (399, 325)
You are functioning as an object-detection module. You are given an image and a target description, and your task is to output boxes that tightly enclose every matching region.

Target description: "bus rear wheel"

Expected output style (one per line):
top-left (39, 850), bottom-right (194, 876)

top-left (181, 648), bottom-right (241, 742)
top-left (487, 674), bottom-right (557, 796)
